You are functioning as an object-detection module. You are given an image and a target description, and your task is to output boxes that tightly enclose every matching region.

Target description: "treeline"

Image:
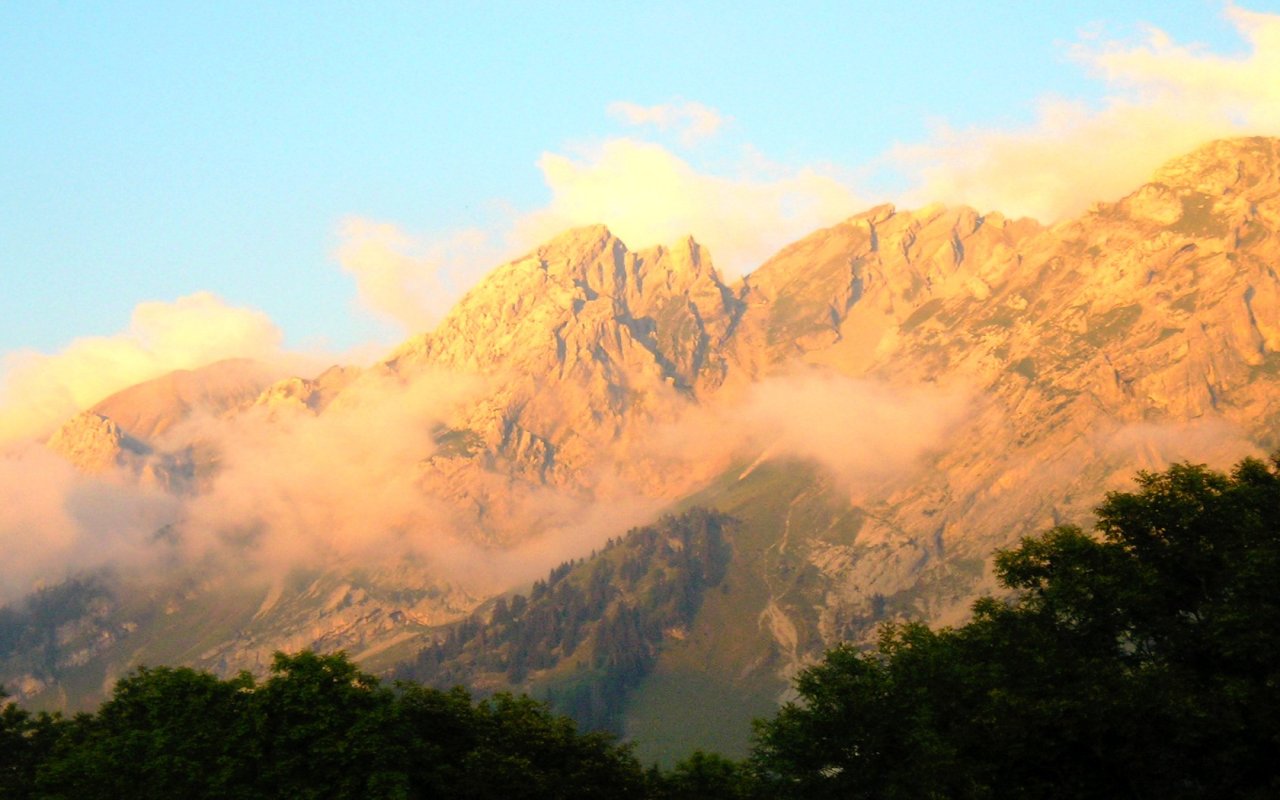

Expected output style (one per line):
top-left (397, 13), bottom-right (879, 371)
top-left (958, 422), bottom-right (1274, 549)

top-left (0, 650), bottom-right (657, 800)
top-left (4, 455), bottom-right (1278, 798)
top-left (396, 507), bottom-right (732, 732)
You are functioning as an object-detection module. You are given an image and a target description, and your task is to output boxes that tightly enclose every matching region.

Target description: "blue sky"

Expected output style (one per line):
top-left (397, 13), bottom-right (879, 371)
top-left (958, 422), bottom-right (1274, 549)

top-left (2, 2), bottom-right (1278, 438)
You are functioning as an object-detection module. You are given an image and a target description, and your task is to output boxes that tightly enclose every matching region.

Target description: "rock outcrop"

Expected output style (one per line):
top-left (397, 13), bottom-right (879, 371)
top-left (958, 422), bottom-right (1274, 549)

top-left (14, 137), bottom-right (1280, 722)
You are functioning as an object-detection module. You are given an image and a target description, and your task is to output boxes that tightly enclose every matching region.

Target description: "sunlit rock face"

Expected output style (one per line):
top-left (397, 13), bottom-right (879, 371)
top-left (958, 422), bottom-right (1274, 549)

top-left (11, 137), bottom-right (1280, 716)
top-left (722, 137), bottom-right (1280, 644)
top-left (386, 225), bottom-right (742, 485)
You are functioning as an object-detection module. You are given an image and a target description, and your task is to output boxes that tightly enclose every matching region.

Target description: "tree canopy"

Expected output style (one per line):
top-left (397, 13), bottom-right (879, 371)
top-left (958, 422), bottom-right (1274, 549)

top-left (3, 652), bottom-right (648, 800)
top-left (752, 454), bottom-right (1280, 799)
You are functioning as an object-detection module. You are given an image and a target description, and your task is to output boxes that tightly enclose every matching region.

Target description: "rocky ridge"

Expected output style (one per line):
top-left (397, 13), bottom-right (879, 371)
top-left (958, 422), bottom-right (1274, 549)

top-left (12, 138), bottom-right (1280, 733)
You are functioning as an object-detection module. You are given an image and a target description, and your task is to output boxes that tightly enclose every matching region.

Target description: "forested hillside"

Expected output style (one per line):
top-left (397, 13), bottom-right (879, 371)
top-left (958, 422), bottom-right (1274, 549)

top-left (397, 508), bottom-right (733, 732)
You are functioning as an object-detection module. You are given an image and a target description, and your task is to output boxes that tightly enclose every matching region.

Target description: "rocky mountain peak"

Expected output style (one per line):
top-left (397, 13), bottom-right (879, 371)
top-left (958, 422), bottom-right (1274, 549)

top-left (15, 136), bottom-right (1280, 734)
top-left (254, 364), bottom-right (361, 416)
top-left (374, 226), bottom-right (744, 504)
top-left (46, 412), bottom-right (148, 473)
top-left (1150, 136), bottom-right (1280, 195)
top-left (43, 359), bottom-right (280, 490)
top-left (536, 222), bottom-right (616, 256)
top-left (389, 226), bottom-right (740, 384)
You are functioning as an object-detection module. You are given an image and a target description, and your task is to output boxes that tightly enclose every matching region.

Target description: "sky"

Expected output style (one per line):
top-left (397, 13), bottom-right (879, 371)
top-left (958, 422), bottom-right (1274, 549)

top-left (3, 1), bottom-right (1280, 441)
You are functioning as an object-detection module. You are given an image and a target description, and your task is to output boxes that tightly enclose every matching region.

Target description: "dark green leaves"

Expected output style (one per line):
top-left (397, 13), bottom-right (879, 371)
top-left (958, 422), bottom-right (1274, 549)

top-left (753, 455), bottom-right (1280, 799)
top-left (22, 651), bottom-right (646, 799)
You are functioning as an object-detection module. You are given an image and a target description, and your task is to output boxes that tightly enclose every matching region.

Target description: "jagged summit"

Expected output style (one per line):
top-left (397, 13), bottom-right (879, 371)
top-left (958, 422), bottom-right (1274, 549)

top-left (387, 225), bottom-right (738, 386)
top-left (46, 413), bottom-right (149, 473)
top-left (15, 136), bottom-right (1280, 741)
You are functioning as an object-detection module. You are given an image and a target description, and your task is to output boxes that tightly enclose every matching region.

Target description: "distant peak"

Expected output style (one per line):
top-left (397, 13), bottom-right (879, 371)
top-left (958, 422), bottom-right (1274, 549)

top-left (850, 203), bottom-right (896, 225)
top-left (535, 224), bottom-right (621, 258)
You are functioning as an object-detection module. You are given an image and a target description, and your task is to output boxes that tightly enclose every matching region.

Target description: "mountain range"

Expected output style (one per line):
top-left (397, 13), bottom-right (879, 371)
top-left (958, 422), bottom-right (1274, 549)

top-left (5, 136), bottom-right (1279, 760)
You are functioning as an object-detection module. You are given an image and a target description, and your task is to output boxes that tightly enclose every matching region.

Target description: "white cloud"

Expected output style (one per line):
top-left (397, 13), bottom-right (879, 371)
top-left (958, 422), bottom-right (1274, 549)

top-left (334, 218), bottom-right (511, 335)
top-left (893, 5), bottom-right (1280, 222)
top-left (344, 127), bottom-right (864, 299)
top-left (0, 443), bottom-right (180, 602)
top-left (519, 138), bottom-right (863, 275)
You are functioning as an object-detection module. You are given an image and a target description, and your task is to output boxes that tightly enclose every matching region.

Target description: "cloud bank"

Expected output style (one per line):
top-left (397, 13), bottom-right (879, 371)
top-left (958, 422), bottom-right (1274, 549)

top-left (895, 5), bottom-right (1280, 221)
top-left (0, 444), bottom-right (179, 601)
top-left (662, 370), bottom-right (971, 496)
top-left (0, 347), bottom-right (968, 603)
top-left (521, 138), bottom-right (863, 276)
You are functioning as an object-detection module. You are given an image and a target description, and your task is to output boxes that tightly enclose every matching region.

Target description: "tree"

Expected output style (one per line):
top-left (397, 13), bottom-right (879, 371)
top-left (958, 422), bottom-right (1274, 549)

top-left (653, 749), bottom-right (758, 800)
top-left (456, 692), bottom-right (647, 800)
top-left (752, 455), bottom-right (1280, 799)
top-left (254, 651), bottom-right (405, 799)
top-left (0, 689), bottom-right (65, 800)
top-left (34, 667), bottom-right (258, 800)
top-left (10, 648), bottom-right (652, 798)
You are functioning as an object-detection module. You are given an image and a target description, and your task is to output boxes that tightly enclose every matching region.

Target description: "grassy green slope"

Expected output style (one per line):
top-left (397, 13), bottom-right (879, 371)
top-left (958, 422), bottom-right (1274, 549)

top-left (625, 459), bottom-right (866, 763)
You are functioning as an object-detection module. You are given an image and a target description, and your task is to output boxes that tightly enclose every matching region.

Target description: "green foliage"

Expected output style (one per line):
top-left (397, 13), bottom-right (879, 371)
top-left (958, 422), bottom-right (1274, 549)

top-left (256, 652), bottom-right (402, 799)
top-left (12, 650), bottom-right (647, 799)
top-left (752, 455), bottom-right (1280, 799)
top-left (0, 691), bottom-right (65, 800)
top-left (35, 666), bottom-right (258, 800)
top-left (650, 750), bottom-right (760, 800)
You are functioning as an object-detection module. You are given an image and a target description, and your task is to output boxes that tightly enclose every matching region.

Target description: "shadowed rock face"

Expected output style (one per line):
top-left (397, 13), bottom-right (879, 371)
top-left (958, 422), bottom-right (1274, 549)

top-left (17, 137), bottom-right (1280, 720)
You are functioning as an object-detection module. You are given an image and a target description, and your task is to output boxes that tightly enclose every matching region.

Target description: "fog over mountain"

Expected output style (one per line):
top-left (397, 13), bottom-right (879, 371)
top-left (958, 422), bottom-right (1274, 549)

top-left (2, 138), bottom-right (1278, 755)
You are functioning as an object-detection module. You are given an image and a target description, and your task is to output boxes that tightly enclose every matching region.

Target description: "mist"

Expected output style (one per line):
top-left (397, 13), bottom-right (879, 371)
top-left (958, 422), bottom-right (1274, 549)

top-left (0, 443), bottom-right (179, 603)
top-left (0, 351), bottom-right (969, 608)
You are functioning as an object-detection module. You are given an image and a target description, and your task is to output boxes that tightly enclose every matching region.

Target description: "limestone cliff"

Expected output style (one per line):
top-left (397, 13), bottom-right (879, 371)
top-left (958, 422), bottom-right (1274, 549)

top-left (387, 225), bottom-right (742, 484)
top-left (15, 137), bottom-right (1280, 723)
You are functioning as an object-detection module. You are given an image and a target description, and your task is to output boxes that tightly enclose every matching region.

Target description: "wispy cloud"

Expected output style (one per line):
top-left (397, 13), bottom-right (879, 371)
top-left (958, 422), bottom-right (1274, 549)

top-left (637, 369), bottom-right (974, 501)
top-left (0, 443), bottom-right (180, 602)
top-left (0, 359), bottom-right (664, 601)
top-left (893, 4), bottom-right (1280, 222)
top-left (334, 219), bottom-right (503, 335)
top-left (519, 137), bottom-right (862, 276)
top-left (607, 99), bottom-right (727, 146)
top-left (341, 124), bottom-right (865, 315)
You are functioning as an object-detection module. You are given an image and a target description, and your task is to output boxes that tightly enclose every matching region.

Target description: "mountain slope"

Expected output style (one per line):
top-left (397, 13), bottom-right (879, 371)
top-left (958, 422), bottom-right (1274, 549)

top-left (5, 138), bottom-right (1280, 755)
top-left (393, 136), bottom-right (1280, 758)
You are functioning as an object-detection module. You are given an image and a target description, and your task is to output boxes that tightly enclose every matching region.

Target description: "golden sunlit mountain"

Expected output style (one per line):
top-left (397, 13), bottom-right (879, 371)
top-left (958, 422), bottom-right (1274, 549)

top-left (6, 136), bottom-right (1279, 758)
